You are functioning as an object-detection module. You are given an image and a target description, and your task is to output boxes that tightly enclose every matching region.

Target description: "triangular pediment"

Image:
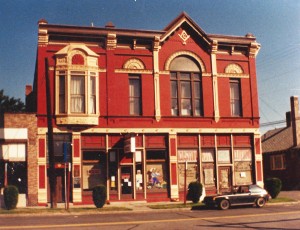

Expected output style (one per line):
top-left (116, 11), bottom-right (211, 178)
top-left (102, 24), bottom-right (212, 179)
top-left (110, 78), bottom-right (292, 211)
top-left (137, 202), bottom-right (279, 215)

top-left (55, 43), bottom-right (99, 57)
top-left (161, 12), bottom-right (211, 46)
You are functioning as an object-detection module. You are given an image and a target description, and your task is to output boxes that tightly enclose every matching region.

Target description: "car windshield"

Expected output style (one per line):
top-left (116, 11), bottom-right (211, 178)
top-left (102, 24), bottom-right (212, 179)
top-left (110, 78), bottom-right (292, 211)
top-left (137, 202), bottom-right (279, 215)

top-left (249, 185), bottom-right (266, 193)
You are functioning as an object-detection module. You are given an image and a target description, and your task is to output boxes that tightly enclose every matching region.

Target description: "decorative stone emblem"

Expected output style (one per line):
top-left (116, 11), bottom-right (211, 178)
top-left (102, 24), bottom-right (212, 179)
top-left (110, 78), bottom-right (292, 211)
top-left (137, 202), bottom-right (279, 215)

top-left (123, 58), bottom-right (145, 70)
top-left (178, 30), bottom-right (190, 45)
top-left (225, 63), bottom-right (244, 74)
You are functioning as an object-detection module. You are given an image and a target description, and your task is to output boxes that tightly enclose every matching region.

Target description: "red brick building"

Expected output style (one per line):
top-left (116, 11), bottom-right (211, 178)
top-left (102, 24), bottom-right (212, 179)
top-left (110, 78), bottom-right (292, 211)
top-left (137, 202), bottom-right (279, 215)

top-left (25, 12), bottom-right (262, 205)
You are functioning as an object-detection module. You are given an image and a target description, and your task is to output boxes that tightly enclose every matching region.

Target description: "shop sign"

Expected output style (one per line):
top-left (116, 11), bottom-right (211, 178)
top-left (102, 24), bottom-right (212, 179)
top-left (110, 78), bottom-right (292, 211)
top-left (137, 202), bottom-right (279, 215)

top-left (178, 150), bottom-right (197, 162)
top-left (124, 134), bottom-right (136, 153)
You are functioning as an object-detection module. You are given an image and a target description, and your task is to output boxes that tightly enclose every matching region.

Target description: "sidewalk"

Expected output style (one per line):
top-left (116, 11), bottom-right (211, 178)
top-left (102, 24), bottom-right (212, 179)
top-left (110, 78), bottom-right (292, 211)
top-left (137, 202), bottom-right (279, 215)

top-left (1, 190), bottom-right (299, 215)
top-left (278, 190), bottom-right (300, 201)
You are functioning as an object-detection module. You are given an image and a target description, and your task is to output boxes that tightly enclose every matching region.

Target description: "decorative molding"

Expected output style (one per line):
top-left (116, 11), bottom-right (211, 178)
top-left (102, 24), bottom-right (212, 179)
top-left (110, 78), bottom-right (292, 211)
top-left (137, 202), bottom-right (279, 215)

top-left (225, 63), bottom-right (244, 74)
top-left (123, 58), bottom-right (145, 70)
top-left (38, 127), bottom-right (260, 135)
top-left (153, 36), bottom-right (160, 51)
top-left (38, 29), bottom-right (48, 46)
top-left (115, 69), bottom-right (153, 74)
top-left (56, 115), bottom-right (99, 126)
top-left (211, 40), bottom-right (218, 53)
top-left (178, 30), bottom-right (190, 45)
top-left (218, 73), bottom-right (249, 78)
top-left (249, 42), bottom-right (261, 58)
top-left (106, 33), bottom-right (117, 50)
top-left (165, 51), bottom-right (206, 73)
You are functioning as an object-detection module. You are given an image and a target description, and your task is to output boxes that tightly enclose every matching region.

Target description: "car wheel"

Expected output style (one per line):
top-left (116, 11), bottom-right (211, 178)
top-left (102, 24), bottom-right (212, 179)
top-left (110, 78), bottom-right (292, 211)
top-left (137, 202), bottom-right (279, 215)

top-left (218, 199), bottom-right (230, 210)
top-left (256, 197), bottom-right (266, 208)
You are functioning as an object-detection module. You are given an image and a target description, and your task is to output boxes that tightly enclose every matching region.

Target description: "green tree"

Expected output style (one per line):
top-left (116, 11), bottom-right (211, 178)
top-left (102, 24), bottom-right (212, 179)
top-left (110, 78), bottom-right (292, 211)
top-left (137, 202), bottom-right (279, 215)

top-left (0, 89), bottom-right (25, 112)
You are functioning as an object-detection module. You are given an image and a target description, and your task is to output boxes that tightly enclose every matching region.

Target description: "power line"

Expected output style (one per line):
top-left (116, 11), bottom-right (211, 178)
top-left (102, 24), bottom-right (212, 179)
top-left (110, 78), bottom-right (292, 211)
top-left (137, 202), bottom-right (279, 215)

top-left (260, 119), bottom-right (286, 127)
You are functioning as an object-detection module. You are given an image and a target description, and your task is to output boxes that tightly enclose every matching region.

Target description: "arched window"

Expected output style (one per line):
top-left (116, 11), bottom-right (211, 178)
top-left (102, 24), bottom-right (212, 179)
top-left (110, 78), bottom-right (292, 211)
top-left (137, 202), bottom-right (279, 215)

top-left (170, 56), bottom-right (203, 116)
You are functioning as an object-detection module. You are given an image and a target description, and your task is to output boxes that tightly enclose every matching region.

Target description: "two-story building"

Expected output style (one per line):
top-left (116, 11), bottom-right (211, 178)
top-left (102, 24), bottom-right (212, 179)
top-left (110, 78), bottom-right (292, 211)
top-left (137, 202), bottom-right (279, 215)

top-left (27, 12), bottom-right (262, 205)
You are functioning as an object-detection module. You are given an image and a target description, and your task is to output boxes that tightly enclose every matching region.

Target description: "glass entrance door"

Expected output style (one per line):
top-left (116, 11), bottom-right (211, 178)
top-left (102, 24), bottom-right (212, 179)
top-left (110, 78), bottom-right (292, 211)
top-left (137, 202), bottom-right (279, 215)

top-left (121, 166), bottom-right (133, 198)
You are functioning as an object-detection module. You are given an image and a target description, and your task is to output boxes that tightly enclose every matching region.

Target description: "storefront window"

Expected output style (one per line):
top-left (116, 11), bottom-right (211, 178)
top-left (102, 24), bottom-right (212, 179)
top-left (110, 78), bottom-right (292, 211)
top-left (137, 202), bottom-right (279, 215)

top-left (217, 149), bottom-right (231, 163)
top-left (135, 151), bottom-right (143, 191)
top-left (7, 162), bottom-right (27, 194)
top-left (178, 149), bottom-right (198, 190)
top-left (82, 151), bottom-right (106, 191)
top-left (109, 150), bottom-right (118, 192)
top-left (146, 151), bottom-right (168, 192)
top-left (233, 148), bottom-right (253, 185)
top-left (202, 149), bottom-right (216, 187)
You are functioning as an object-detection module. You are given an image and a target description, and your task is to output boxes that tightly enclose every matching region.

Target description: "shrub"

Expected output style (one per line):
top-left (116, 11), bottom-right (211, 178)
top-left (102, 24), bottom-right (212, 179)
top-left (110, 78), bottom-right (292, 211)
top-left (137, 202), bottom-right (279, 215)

top-left (4, 185), bottom-right (19, 210)
top-left (265, 178), bottom-right (282, 198)
top-left (92, 185), bottom-right (107, 208)
top-left (186, 181), bottom-right (203, 203)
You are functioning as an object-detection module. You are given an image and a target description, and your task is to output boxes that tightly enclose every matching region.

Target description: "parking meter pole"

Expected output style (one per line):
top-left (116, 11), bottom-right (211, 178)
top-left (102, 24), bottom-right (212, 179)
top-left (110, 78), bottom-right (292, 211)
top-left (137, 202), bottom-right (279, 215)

top-left (67, 162), bottom-right (71, 210)
top-left (63, 142), bottom-right (68, 210)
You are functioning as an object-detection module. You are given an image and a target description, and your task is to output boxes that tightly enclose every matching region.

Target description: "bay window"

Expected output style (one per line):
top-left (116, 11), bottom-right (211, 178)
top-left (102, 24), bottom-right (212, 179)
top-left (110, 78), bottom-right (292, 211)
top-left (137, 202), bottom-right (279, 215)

top-left (55, 45), bottom-right (99, 125)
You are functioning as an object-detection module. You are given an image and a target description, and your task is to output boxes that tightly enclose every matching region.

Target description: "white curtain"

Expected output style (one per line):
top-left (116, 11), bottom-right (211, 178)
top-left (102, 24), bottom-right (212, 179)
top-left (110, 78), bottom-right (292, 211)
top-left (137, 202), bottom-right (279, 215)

top-left (71, 76), bottom-right (85, 113)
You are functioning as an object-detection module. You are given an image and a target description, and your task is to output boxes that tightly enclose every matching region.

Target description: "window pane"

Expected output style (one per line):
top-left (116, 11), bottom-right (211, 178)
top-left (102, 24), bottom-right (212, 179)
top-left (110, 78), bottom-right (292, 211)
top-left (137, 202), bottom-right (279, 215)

top-left (171, 98), bottom-right (178, 116)
top-left (82, 151), bottom-right (106, 191)
top-left (194, 99), bottom-right (201, 115)
top-left (181, 81), bottom-right (191, 98)
top-left (193, 73), bottom-right (201, 80)
top-left (59, 75), bottom-right (65, 113)
top-left (129, 98), bottom-right (140, 115)
top-left (171, 81), bottom-right (178, 98)
top-left (230, 80), bottom-right (241, 116)
top-left (181, 99), bottom-right (191, 115)
top-left (181, 81), bottom-right (191, 115)
top-left (146, 151), bottom-right (168, 192)
top-left (129, 78), bottom-right (141, 115)
top-left (71, 76), bottom-right (85, 113)
top-left (170, 72), bottom-right (177, 79)
top-left (89, 76), bottom-right (96, 114)
top-left (180, 72), bottom-right (191, 80)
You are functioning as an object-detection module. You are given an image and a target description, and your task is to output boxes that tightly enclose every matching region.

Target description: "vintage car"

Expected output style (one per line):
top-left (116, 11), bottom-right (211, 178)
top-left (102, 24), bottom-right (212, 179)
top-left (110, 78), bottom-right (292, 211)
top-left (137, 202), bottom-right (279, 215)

top-left (203, 185), bottom-right (271, 210)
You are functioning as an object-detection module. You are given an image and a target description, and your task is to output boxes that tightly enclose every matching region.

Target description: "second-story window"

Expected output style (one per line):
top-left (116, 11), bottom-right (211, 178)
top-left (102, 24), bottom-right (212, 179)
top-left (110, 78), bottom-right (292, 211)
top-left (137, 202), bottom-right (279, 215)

top-left (59, 72), bottom-right (66, 114)
top-left (170, 56), bottom-right (202, 116)
top-left (71, 71), bottom-right (85, 113)
top-left (171, 72), bottom-right (202, 116)
top-left (230, 79), bottom-right (242, 116)
top-left (89, 73), bottom-right (96, 114)
top-left (129, 75), bottom-right (141, 115)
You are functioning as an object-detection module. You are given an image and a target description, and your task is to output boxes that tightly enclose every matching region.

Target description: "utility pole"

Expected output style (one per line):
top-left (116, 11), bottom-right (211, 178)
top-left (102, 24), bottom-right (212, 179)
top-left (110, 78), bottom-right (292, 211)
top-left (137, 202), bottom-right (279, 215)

top-left (45, 58), bottom-right (57, 208)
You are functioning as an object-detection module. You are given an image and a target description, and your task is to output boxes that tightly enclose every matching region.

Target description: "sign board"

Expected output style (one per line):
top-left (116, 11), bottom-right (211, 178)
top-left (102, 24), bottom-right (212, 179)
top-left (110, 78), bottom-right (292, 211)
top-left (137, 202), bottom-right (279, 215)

top-left (124, 134), bottom-right (136, 153)
top-left (178, 150), bottom-right (197, 163)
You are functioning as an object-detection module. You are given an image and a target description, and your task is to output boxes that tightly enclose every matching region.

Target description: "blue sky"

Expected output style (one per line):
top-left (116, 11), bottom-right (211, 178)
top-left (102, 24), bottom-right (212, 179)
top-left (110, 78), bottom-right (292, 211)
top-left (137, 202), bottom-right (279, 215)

top-left (0, 0), bottom-right (299, 133)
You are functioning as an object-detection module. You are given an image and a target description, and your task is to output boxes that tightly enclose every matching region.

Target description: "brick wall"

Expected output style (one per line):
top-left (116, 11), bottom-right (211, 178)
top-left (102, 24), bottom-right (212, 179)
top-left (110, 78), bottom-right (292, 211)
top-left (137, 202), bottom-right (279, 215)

top-left (3, 113), bottom-right (38, 206)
